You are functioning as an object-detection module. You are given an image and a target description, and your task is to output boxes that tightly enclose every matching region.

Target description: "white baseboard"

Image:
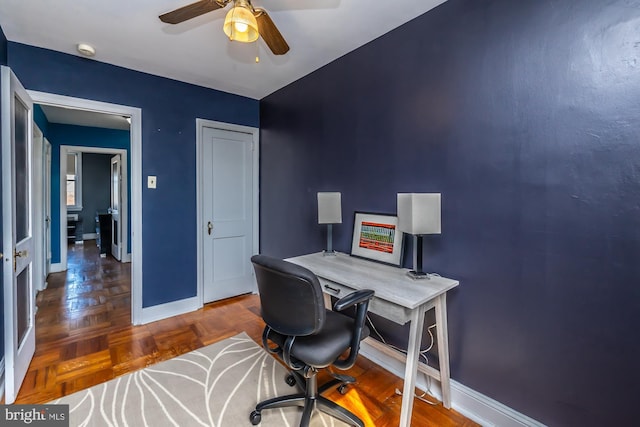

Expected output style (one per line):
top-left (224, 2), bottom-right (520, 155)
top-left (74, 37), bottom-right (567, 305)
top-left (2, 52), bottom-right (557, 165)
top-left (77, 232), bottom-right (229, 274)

top-left (0, 357), bottom-right (5, 403)
top-left (359, 338), bottom-right (546, 427)
top-left (50, 263), bottom-right (65, 273)
top-left (449, 379), bottom-right (546, 427)
top-left (139, 296), bottom-right (201, 325)
top-left (122, 252), bottom-right (132, 263)
top-left (82, 233), bottom-right (98, 240)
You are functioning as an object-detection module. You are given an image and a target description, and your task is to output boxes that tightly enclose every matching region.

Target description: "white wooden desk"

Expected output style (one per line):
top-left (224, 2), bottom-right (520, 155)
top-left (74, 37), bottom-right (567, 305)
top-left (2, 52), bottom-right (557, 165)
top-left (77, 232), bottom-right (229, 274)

top-left (286, 252), bottom-right (459, 427)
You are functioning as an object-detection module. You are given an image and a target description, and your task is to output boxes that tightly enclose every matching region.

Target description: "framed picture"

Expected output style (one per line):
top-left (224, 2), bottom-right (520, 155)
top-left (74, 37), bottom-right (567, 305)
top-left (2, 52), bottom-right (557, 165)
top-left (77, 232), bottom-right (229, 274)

top-left (350, 212), bottom-right (404, 266)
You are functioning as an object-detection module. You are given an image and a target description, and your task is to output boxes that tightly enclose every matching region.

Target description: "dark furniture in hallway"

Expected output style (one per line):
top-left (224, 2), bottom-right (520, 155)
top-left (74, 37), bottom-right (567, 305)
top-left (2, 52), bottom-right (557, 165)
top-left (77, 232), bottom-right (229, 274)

top-left (96, 211), bottom-right (112, 257)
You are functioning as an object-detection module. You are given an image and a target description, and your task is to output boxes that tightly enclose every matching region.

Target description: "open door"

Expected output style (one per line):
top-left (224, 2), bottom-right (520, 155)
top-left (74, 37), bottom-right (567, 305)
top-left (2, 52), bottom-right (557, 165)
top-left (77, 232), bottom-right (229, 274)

top-left (33, 124), bottom-right (46, 293)
top-left (45, 139), bottom-right (52, 275)
top-left (2, 66), bottom-right (36, 403)
top-left (110, 154), bottom-right (122, 261)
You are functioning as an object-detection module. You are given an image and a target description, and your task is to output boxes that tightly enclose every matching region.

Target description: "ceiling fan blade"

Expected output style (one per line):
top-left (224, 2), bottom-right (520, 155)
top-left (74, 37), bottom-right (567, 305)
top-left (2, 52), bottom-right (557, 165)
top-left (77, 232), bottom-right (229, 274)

top-left (159, 0), bottom-right (224, 24)
top-left (254, 9), bottom-right (290, 55)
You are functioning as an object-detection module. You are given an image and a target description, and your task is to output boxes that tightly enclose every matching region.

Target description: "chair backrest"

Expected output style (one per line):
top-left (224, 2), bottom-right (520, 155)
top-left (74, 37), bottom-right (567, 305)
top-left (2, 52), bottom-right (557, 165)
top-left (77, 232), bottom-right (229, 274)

top-left (251, 254), bottom-right (326, 337)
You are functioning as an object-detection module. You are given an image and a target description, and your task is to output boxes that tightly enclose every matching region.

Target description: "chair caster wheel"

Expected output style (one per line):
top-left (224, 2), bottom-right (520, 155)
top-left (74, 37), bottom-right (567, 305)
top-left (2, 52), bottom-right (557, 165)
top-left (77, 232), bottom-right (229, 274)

top-left (250, 410), bottom-right (262, 425)
top-left (285, 374), bottom-right (296, 387)
top-left (337, 384), bottom-right (348, 395)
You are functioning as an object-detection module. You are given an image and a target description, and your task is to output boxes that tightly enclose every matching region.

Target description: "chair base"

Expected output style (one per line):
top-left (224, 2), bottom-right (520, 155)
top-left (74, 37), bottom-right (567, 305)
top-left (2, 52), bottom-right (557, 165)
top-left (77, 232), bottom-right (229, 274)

top-left (250, 393), bottom-right (363, 427)
top-left (287, 369), bottom-right (356, 395)
top-left (251, 370), bottom-right (363, 427)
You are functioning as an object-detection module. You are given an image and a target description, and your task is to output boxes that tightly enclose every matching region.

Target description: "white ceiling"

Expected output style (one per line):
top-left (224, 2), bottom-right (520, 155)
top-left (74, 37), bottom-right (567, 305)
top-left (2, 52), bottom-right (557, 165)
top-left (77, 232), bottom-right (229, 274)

top-left (40, 105), bottom-right (131, 130)
top-left (0, 0), bottom-right (447, 100)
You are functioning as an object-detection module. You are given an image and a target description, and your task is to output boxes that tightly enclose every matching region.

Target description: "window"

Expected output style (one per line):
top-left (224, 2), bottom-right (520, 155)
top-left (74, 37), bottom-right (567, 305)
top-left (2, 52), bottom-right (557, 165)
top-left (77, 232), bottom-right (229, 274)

top-left (66, 152), bottom-right (82, 210)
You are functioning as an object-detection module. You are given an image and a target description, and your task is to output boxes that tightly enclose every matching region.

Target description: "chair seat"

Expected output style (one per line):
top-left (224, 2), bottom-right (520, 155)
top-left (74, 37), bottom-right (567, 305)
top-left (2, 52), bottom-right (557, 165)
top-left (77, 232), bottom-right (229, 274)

top-left (269, 310), bottom-right (370, 368)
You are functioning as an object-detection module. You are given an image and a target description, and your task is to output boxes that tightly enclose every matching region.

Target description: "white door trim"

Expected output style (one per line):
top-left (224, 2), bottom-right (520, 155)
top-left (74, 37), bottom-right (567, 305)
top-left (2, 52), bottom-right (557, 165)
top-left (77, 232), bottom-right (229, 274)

top-left (59, 146), bottom-right (128, 266)
top-left (195, 119), bottom-right (259, 308)
top-left (28, 90), bottom-right (143, 325)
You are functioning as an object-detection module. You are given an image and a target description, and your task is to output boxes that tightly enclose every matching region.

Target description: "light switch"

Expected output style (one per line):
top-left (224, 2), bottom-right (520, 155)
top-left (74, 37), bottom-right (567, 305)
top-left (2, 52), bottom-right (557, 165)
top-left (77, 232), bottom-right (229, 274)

top-left (148, 176), bottom-right (157, 189)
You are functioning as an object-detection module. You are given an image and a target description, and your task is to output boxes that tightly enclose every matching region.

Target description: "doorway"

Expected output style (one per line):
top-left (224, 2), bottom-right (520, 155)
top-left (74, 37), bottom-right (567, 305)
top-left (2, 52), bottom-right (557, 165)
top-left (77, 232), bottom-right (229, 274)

top-left (59, 145), bottom-right (129, 268)
top-left (28, 90), bottom-right (143, 324)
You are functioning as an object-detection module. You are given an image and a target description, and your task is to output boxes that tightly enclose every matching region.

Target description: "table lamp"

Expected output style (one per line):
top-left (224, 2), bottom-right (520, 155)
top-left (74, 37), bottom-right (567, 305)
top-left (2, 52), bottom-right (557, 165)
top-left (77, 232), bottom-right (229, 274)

top-left (317, 192), bottom-right (342, 256)
top-left (397, 193), bottom-right (441, 279)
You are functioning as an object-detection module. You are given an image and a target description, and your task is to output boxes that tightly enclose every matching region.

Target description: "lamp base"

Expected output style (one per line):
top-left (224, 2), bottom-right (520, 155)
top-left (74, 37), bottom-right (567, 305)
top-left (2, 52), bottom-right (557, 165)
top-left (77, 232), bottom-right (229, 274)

top-left (322, 250), bottom-right (337, 257)
top-left (406, 270), bottom-right (430, 280)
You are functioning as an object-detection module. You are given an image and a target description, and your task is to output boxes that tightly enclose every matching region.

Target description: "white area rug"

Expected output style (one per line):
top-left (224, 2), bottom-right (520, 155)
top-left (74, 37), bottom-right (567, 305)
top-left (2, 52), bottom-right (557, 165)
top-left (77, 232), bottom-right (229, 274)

top-left (51, 332), bottom-right (349, 426)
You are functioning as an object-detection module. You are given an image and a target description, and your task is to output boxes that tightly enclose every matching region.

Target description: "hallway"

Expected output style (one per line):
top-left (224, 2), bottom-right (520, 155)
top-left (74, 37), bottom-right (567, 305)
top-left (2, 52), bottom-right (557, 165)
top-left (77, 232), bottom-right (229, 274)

top-left (17, 240), bottom-right (131, 402)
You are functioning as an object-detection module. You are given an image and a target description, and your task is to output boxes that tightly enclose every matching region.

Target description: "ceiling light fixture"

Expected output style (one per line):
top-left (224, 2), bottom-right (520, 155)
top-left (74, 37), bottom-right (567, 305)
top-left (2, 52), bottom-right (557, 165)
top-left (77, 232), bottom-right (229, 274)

top-left (223, 0), bottom-right (259, 43)
top-left (76, 43), bottom-right (96, 57)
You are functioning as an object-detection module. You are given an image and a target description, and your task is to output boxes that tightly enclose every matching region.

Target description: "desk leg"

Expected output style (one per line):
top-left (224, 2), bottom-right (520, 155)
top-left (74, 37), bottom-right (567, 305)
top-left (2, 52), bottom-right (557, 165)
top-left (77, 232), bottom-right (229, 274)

top-left (323, 293), bottom-right (332, 309)
top-left (435, 293), bottom-right (452, 409)
top-left (399, 306), bottom-right (426, 427)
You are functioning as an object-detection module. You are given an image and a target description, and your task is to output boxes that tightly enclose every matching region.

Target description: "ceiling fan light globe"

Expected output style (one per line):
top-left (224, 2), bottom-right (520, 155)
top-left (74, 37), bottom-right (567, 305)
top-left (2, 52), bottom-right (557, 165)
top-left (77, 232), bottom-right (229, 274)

top-left (223, 6), bottom-right (259, 42)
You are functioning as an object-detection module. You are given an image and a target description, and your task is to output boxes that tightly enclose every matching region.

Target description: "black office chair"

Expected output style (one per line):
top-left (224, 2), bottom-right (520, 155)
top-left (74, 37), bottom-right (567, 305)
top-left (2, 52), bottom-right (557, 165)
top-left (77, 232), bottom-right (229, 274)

top-left (249, 254), bottom-right (375, 427)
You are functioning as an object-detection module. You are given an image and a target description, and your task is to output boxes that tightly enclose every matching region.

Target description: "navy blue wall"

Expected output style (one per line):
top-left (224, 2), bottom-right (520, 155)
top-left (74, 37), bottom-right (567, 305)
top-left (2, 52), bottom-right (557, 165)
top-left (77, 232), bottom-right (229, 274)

top-left (8, 42), bottom-right (259, 308)
top-left (33, 104), bottom-right (49, 136)
top-left (260, 0), bottom-right (640, 425)
top-left (46, 123), bottom-right (131, 262)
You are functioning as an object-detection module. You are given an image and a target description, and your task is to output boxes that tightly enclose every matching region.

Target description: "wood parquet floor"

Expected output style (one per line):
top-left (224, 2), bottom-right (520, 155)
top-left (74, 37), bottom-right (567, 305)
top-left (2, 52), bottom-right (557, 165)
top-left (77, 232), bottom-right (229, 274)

top-left (12, 240), bottom-right (478, 426)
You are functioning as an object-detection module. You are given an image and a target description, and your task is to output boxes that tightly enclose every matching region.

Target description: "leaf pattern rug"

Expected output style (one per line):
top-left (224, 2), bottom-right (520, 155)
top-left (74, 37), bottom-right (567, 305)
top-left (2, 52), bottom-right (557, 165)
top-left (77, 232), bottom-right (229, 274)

top-left (51, 332), bottom-right (349, 426)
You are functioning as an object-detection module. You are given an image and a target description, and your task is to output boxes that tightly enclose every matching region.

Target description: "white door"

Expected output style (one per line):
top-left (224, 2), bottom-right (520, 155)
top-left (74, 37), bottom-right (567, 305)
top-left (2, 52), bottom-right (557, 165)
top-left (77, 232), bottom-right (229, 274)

top-left (110, 154), bottom-right (121, 261)
top-left (45, 139), bottom-right (52, 275)
top-left (1, 66), bottom-right (36, 404)
top-left (202, 127), bottom-right (254, 303)
top-left (32, 124), bottom-right (45, 292)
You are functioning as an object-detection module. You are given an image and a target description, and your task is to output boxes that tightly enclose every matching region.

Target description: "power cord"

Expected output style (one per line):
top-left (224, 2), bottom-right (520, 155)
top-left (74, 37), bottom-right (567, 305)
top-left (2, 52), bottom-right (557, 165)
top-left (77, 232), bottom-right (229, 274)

top-left (365, 314), bottom-right (439, 404)
top-left (394, 387), bottom-right (438, 406)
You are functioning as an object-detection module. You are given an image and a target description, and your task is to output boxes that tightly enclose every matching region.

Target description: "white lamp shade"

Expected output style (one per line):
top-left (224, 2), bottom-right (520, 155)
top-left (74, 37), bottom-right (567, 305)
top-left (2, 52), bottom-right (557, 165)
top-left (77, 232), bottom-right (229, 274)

top-left (317, 192), bottom-right (342, 224)
top-left (397, 193), bottom-right (441, 235)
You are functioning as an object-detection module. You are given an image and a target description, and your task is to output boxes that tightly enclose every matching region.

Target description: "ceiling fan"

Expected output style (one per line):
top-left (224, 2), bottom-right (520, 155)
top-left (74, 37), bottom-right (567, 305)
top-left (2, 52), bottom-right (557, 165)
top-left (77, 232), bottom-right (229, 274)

top-left (159, 0), bottom-right (290, 55)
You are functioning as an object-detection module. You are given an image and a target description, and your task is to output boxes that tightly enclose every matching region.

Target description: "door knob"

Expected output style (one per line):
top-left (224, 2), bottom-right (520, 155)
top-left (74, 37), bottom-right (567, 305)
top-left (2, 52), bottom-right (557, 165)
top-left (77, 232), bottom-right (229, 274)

top-left (207, 221), bottom-right (213, 235)
top-left (14, 249), bottom-right (28, 258)
top-left (13, 249), bottom-right (28, 272)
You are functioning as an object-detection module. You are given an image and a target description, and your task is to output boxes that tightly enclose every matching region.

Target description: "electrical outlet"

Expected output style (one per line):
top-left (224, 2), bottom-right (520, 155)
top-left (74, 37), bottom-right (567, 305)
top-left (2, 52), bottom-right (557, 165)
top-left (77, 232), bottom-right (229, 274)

top-left (148, 176), bottom-right (157, 189)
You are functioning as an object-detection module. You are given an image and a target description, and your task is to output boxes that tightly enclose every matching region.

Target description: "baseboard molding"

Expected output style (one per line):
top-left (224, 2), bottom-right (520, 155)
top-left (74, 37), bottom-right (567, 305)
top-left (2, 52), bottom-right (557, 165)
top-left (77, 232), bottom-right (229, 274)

top-left (82, 233), bottom-right (98, 240)
top-left (122, 252), bottom-right (132, 263)
top-left (359, 338), bottom-right (545, 427)
top-left (139, 296), bottom-right (201, 325)
top-left (0, 357), bottom-right (5, 403)
top-left (50, 263), bottom-right (65, 273)
top-left (449, 379), bottom-right (546, 427)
